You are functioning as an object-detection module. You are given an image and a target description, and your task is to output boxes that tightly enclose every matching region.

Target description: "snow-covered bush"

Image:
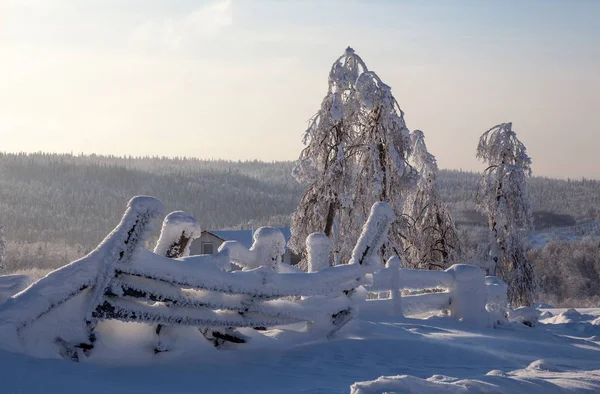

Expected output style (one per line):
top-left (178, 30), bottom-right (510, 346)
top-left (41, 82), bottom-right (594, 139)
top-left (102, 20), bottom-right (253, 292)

top-left (476, 122), bottom-right (535, 307)
top-left (291, 47), bottom-right (416, 266)
top-left (402, 130), bottom-right (461, 270)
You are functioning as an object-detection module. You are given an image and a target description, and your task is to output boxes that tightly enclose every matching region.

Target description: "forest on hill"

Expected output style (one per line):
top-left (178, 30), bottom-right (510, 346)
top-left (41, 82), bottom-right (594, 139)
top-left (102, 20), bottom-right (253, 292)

top-left (1, 152), bottom-right (600, 306)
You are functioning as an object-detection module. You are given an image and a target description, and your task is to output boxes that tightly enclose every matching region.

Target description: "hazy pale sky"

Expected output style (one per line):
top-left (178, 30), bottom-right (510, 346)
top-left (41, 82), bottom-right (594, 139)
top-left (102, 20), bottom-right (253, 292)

top-left (1, 0), bottom-right (599, 178)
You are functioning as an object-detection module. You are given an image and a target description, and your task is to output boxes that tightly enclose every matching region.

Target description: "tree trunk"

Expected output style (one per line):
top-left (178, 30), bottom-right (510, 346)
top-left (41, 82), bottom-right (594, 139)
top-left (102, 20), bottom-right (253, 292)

top-left (324, 200), bottom-right (337, 237)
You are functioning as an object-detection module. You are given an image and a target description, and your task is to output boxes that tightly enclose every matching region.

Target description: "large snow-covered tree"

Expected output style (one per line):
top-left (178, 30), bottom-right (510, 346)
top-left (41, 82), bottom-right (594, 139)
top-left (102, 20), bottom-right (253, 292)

top-left (290, 47), bottom-right (366, 263)
top-left (291, 47), bottom-right (415, 265)
top-left (475, 122), bottom-right (535, 307)
top-left (401, 130), bottom-right (461, 270)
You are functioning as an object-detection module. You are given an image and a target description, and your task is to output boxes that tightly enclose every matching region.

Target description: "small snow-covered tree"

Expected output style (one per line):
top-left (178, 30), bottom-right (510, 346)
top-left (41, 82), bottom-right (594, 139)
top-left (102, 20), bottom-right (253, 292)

top-left (401, 130), bottom-right (461, 270)
top-left (291, 47), bottom-right (416, 265)
top-left (476, 122), bottom-right (535, 307)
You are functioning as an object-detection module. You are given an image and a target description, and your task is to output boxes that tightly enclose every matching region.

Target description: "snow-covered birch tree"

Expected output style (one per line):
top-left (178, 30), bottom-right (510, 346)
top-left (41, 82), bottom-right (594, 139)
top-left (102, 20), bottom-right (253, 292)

top-left (475, 122), bottom-right (535, 307)
top-left (290, 47), bottom-right (366, 263)
top-left (401, 130), bottom-right (461, 270)
top-left (291, 47), bottom-right (416, 265)
top-left (349, 70), bottom-right (416, 261)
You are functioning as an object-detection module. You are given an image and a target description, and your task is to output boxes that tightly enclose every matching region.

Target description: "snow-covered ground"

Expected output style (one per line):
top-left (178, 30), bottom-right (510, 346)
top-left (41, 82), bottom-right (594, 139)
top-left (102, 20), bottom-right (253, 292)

top-left (1, 308), bottom-right (599, 393)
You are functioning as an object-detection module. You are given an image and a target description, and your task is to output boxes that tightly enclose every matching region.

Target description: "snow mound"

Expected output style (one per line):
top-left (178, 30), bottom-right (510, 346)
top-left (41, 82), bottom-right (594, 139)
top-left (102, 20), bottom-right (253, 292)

top-left (508, 306), bottom-right (541, 327)
top-left (526, 359), bottom-right (563, 372)
top-left (350, 375), bottom-right (468, 394)
top-left (350, 367), bottom-right (600, 394)
top-left (546, 308), bottom-right (597, 324)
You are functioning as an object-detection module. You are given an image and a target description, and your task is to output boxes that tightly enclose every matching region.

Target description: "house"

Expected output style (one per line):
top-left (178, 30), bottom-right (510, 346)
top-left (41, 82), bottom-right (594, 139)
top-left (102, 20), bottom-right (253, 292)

top-left (189, 228), bottom-right (302, 265)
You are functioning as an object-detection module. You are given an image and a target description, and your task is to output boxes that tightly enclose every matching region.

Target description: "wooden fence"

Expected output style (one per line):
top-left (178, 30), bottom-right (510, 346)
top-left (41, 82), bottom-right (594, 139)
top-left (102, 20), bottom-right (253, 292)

top-left (363, 257), bottom-right (508, 327)
top-left (0, 197), bottom-right (395, 361)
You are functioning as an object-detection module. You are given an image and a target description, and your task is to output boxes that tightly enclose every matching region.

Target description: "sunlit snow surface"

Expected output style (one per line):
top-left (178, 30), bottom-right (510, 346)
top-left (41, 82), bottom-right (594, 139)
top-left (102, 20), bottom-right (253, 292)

top-left (0, 308), bottom-right (599, 393)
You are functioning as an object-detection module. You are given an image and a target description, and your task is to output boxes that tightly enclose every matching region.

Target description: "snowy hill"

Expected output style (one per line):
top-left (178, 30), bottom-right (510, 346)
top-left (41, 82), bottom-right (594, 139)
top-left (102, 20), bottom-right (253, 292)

top-left (0, 309), bottom-right (599, 393)
top-left (529, 221), bottom-right (600, 248)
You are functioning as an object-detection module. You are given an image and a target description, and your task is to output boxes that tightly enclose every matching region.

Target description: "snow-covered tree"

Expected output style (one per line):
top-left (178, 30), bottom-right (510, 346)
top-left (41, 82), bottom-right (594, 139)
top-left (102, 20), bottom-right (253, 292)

top-left (291, 47), bottom-right (416, 265)
top-left (401, 130), bottom-right (461, 270)
top-left (290, 47), bottom-right (367, 262)
top-left (349, 70), bottom-right (416, 260)
top-left (475, 122), bottom-right (535, 307)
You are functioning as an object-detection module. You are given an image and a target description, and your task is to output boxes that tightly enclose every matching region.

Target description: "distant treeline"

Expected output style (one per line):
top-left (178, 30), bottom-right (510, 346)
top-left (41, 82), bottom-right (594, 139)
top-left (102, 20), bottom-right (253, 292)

top-left (2, 152), bottom-right (600, 306)
top-left (2, 152), bottom-right (600, 249)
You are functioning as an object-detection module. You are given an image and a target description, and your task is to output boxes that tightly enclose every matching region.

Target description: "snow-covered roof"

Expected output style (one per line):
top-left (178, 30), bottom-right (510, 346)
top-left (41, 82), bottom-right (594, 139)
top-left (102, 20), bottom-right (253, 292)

top-left (206, 228), bottom-right (292, 249)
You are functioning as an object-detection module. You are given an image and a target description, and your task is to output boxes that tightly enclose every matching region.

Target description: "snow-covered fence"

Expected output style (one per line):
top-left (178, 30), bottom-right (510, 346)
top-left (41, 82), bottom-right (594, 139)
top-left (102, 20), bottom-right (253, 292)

top-left (364, 262), bottom-right (505, 327)
top-left (0, 197), bottom-right (395, 361)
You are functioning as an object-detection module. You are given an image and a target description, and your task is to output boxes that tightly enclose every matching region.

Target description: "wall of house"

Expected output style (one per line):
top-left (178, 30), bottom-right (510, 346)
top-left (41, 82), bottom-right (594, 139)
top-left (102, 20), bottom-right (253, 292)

top-left (189, 233), bottom-right (224, 256)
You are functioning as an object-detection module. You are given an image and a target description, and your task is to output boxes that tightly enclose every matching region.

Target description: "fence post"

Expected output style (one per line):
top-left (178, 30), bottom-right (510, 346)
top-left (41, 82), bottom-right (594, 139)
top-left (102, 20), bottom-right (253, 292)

top-left (328, 202), bottom-right (395, 337)
top-left (81, 196), bottom-right (164, 360)
top-left (386, 256), bottom-right (403, 317)
top-left (446, 264), bottom-right (490, 327)
top-left (306, 233), bottom-right (331, 273)
top-left (251, 227), bottom-right (286, 271)
top-left (485, 276), bottom-right (508, 327)
top-left (154, 211), bottom-right (202, 258)
top-left (153, 211), bottom-right (201, 353)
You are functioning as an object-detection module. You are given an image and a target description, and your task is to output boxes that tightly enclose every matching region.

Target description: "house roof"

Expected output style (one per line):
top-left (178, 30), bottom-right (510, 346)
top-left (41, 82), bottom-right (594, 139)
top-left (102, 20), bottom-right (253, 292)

top-left (205, 228), bottom-right (292, 249)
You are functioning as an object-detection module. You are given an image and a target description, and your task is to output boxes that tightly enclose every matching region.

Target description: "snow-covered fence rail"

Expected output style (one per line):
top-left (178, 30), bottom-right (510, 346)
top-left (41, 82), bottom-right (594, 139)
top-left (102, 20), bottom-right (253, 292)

top-left (364, 262), bottom-right (505, 327)
top-left (0, 197), bottom-right (395, 361)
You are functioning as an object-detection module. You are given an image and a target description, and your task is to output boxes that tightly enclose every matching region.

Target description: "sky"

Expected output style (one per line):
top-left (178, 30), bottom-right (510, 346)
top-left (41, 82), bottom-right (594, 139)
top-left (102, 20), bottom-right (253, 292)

top-left (1, 0), bottom-right (599, 179)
